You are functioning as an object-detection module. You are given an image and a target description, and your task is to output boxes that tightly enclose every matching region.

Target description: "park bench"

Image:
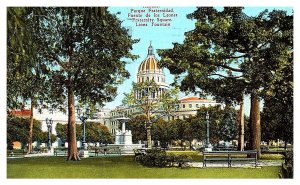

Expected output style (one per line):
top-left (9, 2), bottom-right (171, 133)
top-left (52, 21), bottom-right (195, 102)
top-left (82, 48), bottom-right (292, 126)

top-left (92, 146), bottom-right (121, 156)
top-left (54, 148), bottom-right (67, 156)
top-left (202, 150), bottom-right (258, 168)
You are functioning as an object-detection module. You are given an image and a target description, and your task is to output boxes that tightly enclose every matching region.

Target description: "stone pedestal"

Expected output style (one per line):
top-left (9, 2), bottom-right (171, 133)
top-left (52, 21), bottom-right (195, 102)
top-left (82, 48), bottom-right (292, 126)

top-left (79, 150), bottom-right (89, 158)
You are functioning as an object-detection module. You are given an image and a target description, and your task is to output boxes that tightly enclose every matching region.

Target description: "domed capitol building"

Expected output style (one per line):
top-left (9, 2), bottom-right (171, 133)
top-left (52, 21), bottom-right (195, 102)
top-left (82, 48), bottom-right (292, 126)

top-left (136, 42), bottom-right (169, 98)
top-left (106, 43), bottom-right (221, 135)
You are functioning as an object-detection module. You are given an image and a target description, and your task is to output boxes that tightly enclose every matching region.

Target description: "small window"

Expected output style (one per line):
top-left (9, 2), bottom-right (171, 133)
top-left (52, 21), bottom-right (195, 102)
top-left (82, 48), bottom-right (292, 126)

top-left (158, 77), bottom-right (160, 82)
top-left (196, 104), bottom-right (199, 108)
top-left (189, 104), bottom-right (192, 108)
top-left (182, 104), bottom-right (185, 108)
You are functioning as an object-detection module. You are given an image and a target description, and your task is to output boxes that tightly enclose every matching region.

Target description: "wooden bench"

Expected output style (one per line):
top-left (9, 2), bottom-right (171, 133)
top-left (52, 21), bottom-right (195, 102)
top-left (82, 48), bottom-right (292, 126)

top-left (91, 146), bottom-right (121, 156)
top-left (54, 148), bottom-right (67, 156)
top-left (202, 150), bottom-right (258, 167)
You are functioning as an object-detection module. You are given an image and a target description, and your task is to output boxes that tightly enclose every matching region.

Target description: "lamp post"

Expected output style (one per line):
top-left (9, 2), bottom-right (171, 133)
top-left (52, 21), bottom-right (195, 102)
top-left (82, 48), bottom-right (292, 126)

top-left (76, 107), bottom-right (90, 150)
top-left (46, 118), bottom-right (53, 150)
top-left (205, 111), bottom-right (213, 150)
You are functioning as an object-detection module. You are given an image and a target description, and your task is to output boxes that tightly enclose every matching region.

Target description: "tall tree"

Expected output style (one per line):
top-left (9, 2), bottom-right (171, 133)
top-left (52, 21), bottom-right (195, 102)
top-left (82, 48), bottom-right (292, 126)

top-left (34, 7), bottom-right (137, 160)
top-left (158, 7), bottom-right (293, 158)
top-left (153, 118), bottom-right (177, 148)
top-left (261, 56), bottom-right (293, 147)
top-left (218, 107), bottom-right (238, 142)
top-left (7, 7), bottom-right (51, 153)
top-left (127, 115), bottom-right (148, 143)
top-left (123, 81), bottom-right (179, 148)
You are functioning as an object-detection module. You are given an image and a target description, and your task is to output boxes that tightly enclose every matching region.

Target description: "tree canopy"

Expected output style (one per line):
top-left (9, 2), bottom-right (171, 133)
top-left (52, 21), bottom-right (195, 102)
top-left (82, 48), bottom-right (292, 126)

top-left (158, 7), bottom-right (293, 157)
top-left (7, 7), bottom-right (138, 160)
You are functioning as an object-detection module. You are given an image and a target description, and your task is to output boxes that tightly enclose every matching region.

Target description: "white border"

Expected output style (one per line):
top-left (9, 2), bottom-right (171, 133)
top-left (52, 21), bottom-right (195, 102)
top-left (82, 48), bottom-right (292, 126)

top-left (1, 1), bottom-right (299, 185)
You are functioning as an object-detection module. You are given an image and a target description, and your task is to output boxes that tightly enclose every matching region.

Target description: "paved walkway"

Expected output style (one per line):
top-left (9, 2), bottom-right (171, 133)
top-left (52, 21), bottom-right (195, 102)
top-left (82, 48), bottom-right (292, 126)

top-left (188, 161), bottom-right (282, 168)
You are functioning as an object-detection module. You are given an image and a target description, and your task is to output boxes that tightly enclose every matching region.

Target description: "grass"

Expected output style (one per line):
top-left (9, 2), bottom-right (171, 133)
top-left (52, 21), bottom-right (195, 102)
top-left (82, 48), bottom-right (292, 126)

top-left (7, 156), bottom-right (280, 178)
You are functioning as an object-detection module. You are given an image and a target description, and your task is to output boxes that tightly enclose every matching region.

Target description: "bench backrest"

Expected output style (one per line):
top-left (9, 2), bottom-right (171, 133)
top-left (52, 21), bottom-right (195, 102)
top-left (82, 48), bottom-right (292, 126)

top-left (203, 150), bottom-right (257, 155)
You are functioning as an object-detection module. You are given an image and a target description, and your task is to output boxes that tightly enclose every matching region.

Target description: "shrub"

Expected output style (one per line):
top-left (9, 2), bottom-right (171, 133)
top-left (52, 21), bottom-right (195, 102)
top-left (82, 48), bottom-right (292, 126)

top-left (280, 150), bottom-right (293, 178)
top-left (136, 148), bottom-right (191, 168)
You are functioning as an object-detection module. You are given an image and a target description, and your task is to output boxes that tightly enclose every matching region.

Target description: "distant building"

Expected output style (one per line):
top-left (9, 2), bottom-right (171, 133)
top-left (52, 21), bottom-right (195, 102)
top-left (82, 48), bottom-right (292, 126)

top-left (10, 109), bottom-right (31, 117)
top-left (106, 43), bottom-right (222, 136)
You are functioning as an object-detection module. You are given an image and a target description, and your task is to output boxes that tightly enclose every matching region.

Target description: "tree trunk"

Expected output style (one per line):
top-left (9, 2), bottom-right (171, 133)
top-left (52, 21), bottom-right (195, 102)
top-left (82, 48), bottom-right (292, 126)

top-left (146, 126), bottom-right (152, 149)
top-left (238, 98), bottom-right (245, 151)
top-left (249, 93), bottom-right (261, 158)
top-left (27, 100), bottom-right (34, 154)
top-left (146, 107), bottom-right (152, 149)
top-left (67, 86), bottom-right (80, 161)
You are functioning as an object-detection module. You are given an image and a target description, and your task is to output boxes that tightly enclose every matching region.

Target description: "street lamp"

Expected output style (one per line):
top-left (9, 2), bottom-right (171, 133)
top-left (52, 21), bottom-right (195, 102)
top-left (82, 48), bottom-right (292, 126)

top-left (76, 106), bottom-right (90, 150)
top-left (46, 118), bottom-right (53, 150)
top-left (205, 111), bottom-right (213, 150)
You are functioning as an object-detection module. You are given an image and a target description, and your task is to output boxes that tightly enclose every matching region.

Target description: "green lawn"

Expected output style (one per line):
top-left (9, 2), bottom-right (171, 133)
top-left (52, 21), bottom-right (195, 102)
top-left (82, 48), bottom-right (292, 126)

top-left (7, 156), bottom-right (280, 178)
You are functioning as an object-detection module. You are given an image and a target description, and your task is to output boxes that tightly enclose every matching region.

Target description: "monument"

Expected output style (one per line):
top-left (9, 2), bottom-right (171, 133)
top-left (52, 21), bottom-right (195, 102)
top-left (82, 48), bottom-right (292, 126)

top-left (113, 116), bottom-right (144, 154)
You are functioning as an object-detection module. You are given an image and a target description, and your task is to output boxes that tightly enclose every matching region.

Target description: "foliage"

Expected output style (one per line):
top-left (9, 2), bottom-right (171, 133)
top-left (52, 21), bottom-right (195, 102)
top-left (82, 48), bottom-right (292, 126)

top-left (55, 122), bottom-right (112, 144)
top-left (129, 105), bottom-right (238, 147)
top-left (85, 122), bottom-right (113, 144)
top-left (218, 107), bottom-right (238, 142)
top-left (36, 7), bottom-right (138, 107)
top-left (7, 116), bottom-right (49, 149)
top-left (261, 58), bottom-right (293, 144)
top-left (127, 115), bottom-right (148, 142)
top-left (280, 150), bottom-right (293, 178)
top-left (123, 81), bottom-right (179, 148)
top-left (158, 7), bottom-right (293, 156)
top-left (55, 123), bottom-right (83, 142)
top-left (196, 105), bottom-right (224, 144)
top-left (152, 118), bottom-right (177, 148)
top-left (36, 131), bottom-right (57, 144)
top-left (136, 149), bottom-right (191, 168)
top-left (7, 7), bottom-right (53, 153)
top-left (7, 8), bottom-right (50, 110)
top-left (17, 7), bottom-right (138, 160)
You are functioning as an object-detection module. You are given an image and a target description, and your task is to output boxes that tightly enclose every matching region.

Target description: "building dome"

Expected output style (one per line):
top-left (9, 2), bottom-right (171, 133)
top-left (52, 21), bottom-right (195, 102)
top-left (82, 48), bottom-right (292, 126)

top-left (138, 42), bottom-right (163, 74)
top-left (136, 42), bottom-right (168, 86)
top-left (135, 42), bottom-right (169, 100)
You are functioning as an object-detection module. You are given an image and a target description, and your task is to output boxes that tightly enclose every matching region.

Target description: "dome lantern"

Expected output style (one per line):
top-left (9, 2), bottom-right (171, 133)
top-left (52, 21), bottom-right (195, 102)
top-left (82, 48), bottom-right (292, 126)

top-left (148, 41), bottom-right (153, 56)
